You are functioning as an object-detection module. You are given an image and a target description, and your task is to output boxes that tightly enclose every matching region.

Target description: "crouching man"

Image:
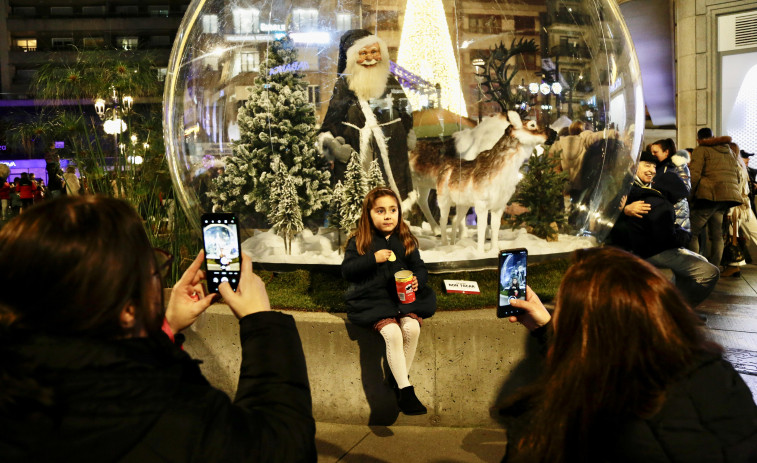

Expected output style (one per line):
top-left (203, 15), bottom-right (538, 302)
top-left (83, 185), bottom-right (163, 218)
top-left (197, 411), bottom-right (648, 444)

top-left (610, 150), bottom-right (719, 307)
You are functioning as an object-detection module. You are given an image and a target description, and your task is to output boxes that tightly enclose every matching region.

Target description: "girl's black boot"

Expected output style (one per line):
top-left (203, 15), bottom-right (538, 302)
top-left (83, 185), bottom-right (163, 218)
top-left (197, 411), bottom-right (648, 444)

top-left (397, 386), bottom-right (427, 415)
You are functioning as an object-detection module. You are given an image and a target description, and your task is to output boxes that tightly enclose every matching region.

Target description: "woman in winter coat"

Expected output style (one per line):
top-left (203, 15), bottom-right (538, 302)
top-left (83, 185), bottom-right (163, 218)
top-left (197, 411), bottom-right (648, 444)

top-left (499, 247), bottom-right (757, 463)
top-left (651, 138), bottom-right (692, 232)
top-left (0, 196), bottom-right (316, 463)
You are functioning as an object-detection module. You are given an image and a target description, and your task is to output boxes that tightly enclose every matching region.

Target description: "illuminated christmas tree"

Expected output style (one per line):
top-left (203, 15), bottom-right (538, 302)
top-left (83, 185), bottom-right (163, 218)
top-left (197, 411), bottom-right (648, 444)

top-left (397, 0), bottom-right (467, 117)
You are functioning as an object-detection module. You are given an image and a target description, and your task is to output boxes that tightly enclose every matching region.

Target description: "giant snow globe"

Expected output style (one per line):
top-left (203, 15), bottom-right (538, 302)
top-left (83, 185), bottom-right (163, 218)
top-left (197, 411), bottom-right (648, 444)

top-left (164, 0), bottom-right (644, 268)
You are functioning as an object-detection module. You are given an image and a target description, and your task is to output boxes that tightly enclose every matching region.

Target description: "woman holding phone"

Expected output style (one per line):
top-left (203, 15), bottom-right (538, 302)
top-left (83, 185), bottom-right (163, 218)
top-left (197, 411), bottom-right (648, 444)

top-left (0, 196), bottom-right (316, 462)
top-left (500, 246), bottom-right (757, 463)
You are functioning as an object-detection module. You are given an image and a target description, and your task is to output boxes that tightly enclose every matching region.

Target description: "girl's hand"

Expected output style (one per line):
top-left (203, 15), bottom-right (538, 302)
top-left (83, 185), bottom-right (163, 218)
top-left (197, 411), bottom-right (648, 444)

top-left (411, 276), bottom-right (419, 291)
top-left (218, 252), bottom-right (271, 319)
top-left (374, 249), bottom-right (392, 263)
top-left (507, 285), bottom-right (551, 332)
top-left (165, 250), bottom-right (216, 333)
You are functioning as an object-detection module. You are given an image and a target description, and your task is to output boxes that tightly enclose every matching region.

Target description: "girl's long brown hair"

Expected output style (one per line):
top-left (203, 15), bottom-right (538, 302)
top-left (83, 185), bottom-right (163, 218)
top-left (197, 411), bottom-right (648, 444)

top-left (352, 187), bottom-right (418, 255)
top-left (508, 246), bottom-right (720, 463)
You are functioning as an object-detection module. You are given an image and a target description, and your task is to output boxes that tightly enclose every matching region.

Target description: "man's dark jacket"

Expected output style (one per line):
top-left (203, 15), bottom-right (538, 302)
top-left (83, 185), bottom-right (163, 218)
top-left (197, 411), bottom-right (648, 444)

top-left (610, 171), bottom-right (691, 258)
top-left (0, 312), bottom-right (316, 462)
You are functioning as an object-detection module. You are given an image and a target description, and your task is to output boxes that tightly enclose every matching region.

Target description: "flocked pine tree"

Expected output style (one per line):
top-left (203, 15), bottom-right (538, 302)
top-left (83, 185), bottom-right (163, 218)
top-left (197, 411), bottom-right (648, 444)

top-left (508, 146), bottom-right (568, 241)
top-left (329, 180), bottom-right (347, 251)
top-left (366, 159), bottom-right (386, 191)
top-left (339, 152), bottom-right (368, 233)
top-left (208, 34), bottom-right (330, 225)
top-left (270, 158), bottom-right (303, 254)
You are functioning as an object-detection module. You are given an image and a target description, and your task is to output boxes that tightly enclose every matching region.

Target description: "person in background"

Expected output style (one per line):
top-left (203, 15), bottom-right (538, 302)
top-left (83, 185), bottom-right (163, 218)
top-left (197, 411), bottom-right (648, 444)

top-left (499, 247), bottom-right (757, 463)
top-left (741, 149), bottom-right (757, 215)
top-left (650, 138), bottom-right (691, 232)
top-left (0, 196), bottom-right (316, 462)
top-left (63, 165), bottom-right (81, 196)
top-left (0, 177), bottom-right (9, 220)
top-left (9, 177), bottom-right (21, 216)
top-left (33, 179), bottom-right (46, 203)
top-left (45, 149), bottom-right (65, 199)
top-left (17, 172), bottom-right (35, 213)
top-left (688, 127), bottom-right (743, 267)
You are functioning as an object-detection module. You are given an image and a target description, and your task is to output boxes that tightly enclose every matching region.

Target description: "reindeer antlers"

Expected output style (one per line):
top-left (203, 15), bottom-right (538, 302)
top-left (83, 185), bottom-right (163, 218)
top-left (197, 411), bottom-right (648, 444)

top-left (477, 38), bottom-right (539, 117)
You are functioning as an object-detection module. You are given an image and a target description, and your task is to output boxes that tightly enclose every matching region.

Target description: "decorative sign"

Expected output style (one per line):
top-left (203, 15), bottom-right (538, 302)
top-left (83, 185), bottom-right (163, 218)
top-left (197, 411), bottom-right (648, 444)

top-left (443, 280), bottom-right (481, 295)
top-left (54, 141), bottom-right (64, 148)
top-left (1, 161), bottom-right (16, 166)
top-left (0, 145), bottom-right (6, 150)
top-left (268, 61), bottom-right (309, 75)
top-left (260, 23), bottom-right (285, 32)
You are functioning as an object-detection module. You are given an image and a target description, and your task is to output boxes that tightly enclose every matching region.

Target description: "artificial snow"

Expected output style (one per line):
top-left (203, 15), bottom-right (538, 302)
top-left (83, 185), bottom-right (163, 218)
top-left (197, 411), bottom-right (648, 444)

top-left (242, 224), bottom-right (597, 267)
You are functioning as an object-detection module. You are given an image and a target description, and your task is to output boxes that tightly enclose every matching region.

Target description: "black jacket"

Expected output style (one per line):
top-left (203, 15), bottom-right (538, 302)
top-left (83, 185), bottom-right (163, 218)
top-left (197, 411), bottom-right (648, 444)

top-left (341, 232), bottom-right (436, 326)
top-left (0, 312), bottom-right (316, 462)
top-left (610, 173), bottom-right (691, 258)
top-left (502, 324), bottom-right (757, 462)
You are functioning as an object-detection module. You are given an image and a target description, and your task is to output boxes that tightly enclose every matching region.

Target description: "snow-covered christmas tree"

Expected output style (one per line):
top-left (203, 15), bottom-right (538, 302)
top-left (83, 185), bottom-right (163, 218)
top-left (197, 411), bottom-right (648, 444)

top-left (339, 152), bottom-right (368, 233)
top-left (366, 159), bottom-right (386, 191)
top-left (208, 33), bottom-right (330, 225)
top-left (270, 157), bottom-right (303, 254)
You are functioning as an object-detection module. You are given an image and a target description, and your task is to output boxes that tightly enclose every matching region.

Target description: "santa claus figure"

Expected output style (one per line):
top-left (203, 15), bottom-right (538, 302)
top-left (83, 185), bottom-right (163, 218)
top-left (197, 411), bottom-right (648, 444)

top-left (319, 29), bottom-right (415, 200)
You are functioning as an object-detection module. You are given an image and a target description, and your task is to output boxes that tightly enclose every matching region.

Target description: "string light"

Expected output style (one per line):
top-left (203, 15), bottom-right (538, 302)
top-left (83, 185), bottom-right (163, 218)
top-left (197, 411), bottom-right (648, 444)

top-left (397, 0), bottom-right (467, 117)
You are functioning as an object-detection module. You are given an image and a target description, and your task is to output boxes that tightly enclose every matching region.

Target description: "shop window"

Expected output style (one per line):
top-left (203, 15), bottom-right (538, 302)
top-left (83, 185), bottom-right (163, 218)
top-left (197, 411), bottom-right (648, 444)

top-left (293, 9), bottom-right (318, 31)
top-left (336, 13), bottom-right (351, 31)
top-left (233, 8), bottom-right (260, 34)
top-left (240, 51), bottom-right (260, 72)
top-left (118, 37), bottom-right (139, 50)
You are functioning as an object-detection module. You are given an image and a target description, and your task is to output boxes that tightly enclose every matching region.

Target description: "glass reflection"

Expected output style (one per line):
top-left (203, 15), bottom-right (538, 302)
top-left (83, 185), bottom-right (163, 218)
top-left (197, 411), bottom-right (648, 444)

top-left (164, 0), bottom-right (644, 259)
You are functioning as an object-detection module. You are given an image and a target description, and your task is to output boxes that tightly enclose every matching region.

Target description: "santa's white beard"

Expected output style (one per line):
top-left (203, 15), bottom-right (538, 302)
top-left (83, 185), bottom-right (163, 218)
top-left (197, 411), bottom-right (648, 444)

top-left (346, 59), bottom-right (390, 101)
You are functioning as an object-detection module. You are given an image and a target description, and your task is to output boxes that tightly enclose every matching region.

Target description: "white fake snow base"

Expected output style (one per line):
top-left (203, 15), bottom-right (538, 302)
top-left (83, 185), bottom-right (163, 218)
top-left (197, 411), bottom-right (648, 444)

top-left (242, 223), bottom-right (597, 266)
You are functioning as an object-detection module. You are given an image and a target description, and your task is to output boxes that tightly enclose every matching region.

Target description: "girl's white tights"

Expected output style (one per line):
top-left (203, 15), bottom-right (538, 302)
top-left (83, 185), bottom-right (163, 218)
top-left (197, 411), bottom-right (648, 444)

top-left (379, 317), bottom-right (421, 389)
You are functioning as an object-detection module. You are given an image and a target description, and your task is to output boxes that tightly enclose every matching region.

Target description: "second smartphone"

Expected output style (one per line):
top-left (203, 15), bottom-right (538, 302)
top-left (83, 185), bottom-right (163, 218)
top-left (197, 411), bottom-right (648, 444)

top-left (497, 248), bottom-right (528, 318)
top-left (201, 212), bottom-right (242, 294)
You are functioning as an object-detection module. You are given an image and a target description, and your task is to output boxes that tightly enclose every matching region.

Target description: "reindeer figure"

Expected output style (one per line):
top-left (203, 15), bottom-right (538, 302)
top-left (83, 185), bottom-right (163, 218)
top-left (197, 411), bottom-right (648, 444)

top-left (434, 111), bottom-right (549, 252)
top-left (409, 112), bottom-right (549, 251)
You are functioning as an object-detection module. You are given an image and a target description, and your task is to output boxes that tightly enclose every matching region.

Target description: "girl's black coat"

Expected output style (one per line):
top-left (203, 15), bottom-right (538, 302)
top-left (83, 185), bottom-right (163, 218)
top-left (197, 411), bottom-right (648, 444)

top-left (341, 232), bottom-right (436, 326)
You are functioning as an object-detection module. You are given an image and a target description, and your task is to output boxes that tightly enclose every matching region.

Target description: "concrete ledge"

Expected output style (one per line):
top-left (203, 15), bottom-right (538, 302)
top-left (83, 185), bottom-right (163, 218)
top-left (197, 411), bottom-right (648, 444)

top-left (183, 305), bottom-right (543, 427)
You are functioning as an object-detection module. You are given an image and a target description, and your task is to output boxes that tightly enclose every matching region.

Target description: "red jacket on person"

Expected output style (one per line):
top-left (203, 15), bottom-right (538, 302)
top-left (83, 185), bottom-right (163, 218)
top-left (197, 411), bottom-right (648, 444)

top-left (0, 182), bottom-right (10, 200)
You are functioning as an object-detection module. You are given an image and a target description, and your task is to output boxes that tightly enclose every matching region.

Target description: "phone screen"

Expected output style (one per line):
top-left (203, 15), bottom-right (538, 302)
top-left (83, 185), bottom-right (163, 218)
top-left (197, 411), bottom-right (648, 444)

top-left (201, 213), bottom-right (242, 294)
top-left (497, 248), bottom-right (528, 318)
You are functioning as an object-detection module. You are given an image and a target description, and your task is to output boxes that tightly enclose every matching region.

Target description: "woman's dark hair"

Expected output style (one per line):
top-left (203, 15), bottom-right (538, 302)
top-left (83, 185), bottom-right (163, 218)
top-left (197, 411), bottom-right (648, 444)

top-left (509, 246), bottom-right (719, 463)
top-left (651, 138), bottom-right (677, 158)
top-left (352, 187), bottom-right (418, 256)
top-left (0, 195), bottom-right (163, 338)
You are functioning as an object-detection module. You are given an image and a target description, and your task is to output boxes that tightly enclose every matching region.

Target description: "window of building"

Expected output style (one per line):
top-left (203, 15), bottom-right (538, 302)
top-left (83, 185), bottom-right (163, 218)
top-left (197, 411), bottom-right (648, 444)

top-left (233, 8), bottom-right (260, 34)
top-left (115, 5), bottom-right (139, 15)
top-left (469, 15), bottom-right (501, 34)
top-left (51, 38), bottom-right (74, 50)
top-left (376, 10), bottom-right (399, 30)
top-left (514, 16), bottom-right (536, 33)
top-left (12, 6), bottom-right (36, 16)
top-left (157, 68), bottom-right (168, 81)
top-left (308, 85), bottom-right (320, 105)
top-left (150, 36), bottom-right (171, 47)
top-left (202, 14), bottom-right (219, 33)
top-left (83, 37), bottom-right (105, 49)
top-left (148, 5), bottom-right (170, 17)
top-left (292, 9), bottom-right (318, 31)
top-left (14, 39), bottom-right (37, 52)
top-left (118, 37), bottom-right (139, 50)
top-left (240, 51), bottom-right (260, 72)
top-left (82, 6), bottom-right (107, 16)
top-left (560, 36), bottom-right (580, 48)
top-left (336, 13), bottom-right (351, 31)
top-left (50, 7), bottom-right (73, 16)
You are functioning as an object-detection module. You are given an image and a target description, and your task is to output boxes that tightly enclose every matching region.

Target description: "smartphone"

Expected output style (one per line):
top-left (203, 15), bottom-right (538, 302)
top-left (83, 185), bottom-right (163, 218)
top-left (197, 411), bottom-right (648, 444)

top-left (201, 212), bottom-right (242, 294)
top-left (497, 248), bottom-right (528, 318)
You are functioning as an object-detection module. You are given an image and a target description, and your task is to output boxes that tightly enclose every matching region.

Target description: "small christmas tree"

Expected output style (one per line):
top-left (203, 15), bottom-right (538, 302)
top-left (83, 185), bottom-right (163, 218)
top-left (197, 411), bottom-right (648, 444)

top-left (209, 33), bottom-right (330, 224)
top-left (366, 159), bottom-right (386, 191)
top-left (329, 180), bottom-right (347, 250)
top-left (339, 152), bottom-right (368, 233)
top-left (508, 146), bottom-right (567, 241)
top-left (270, 158), bottom-right (303, 254)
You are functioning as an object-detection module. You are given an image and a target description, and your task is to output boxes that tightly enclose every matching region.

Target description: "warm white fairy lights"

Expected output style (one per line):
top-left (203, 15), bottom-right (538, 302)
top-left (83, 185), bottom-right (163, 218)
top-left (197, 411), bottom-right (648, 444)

top-left (397, 0), bottom-right (467, 117)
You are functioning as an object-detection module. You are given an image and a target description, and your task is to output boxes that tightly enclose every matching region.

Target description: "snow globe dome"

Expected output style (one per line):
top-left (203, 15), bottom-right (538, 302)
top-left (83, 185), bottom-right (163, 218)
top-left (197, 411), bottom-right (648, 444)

top-left (164, 0), bottom-right (644, 266)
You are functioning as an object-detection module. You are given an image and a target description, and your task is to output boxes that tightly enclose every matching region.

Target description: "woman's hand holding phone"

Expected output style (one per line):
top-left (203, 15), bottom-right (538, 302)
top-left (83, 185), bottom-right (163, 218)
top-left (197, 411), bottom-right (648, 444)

top-left (507, 285), bottom-right (551, 332)
top-left (218, 252), bottom-right (271, 319)
top-left (166, 250), bottom-right (216, 333)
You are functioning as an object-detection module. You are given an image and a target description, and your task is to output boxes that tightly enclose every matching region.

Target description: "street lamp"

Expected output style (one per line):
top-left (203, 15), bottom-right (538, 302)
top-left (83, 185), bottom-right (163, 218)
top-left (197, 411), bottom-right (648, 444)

top-left (94, 86), bottom-right (133, 178)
